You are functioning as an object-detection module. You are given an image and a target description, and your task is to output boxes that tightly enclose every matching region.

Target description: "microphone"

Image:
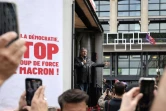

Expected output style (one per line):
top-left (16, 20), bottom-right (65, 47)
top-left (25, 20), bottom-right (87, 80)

top-left (83, 56), bottom-right (86, 60)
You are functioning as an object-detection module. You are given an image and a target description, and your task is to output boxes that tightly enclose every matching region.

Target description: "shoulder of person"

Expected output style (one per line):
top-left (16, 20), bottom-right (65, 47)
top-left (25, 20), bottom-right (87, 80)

top-left (75, 57), bottom-right (81, 60)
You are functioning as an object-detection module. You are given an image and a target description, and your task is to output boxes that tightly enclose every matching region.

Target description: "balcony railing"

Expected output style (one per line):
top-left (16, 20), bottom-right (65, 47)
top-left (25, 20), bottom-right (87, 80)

top-left (103, 32), bottom-right (166, 45)
top-left (103, 38), bottom-right (166, 44)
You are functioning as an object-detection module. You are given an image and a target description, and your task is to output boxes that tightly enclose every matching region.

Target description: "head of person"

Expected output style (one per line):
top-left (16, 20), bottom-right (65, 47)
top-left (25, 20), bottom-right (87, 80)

top-left (103, 79), bottom-right (107, 83)
top-left (80, 47), bottom-right (87, 57)
top-left (58, 89), bottom-right (89, 111)
top-left (121, 82), bottom-right (127, 89)
top-left (104, 88), bottom-right (112, 100)
top-left (115, 79), bottom-right (119, 83)
top-left (114, 82), bottom-right (125, 97)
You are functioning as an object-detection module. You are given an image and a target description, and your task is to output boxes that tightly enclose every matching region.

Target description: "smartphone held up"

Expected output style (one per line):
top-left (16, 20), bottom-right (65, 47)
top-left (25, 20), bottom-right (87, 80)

top-left (25, 78), bottom-right (42, 106)
top-left (138, 77), bottom-right (156, 111)
top-left (0, 1), bottom-right (19, 46)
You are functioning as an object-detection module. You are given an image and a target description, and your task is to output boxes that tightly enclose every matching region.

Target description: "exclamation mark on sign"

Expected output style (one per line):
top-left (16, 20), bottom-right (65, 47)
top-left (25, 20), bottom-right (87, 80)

top-left (57, 68), bottom-right (59, 75)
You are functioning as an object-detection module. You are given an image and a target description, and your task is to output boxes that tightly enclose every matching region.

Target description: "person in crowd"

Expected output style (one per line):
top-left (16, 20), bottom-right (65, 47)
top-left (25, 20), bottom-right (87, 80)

top-left (0, 31), bottom-right (26, 86)
top-left (103, 79), bottom-right (110, 92)
top-left (111, 85), bottom-right (115, 96)
top-left (121, 82), bottom-right (127, 89)
top-left (98, 88), bottom-right (113, 110)
top-left (16, 86), bottom-right (47, 111)
top-left (58, 89), bottom-right (89, 111)
top-left (104, 82), bottom-right (125, 111)
top-left (115, 79), bottom-right (119, 83)
top-left (74, 47), bottom-right (107, 92)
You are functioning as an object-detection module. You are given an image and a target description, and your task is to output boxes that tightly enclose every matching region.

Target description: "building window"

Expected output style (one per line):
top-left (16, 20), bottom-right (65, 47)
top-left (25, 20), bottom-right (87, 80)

top-left (159, 55), bottom-right (166, 75)
top-left (130, 55), bottom-right (141, 75)
top-left (148, 55), bottom-right (159, 75)
top-left (148, 22), bottom-right (166, 32)
top-left (102, 24), bottom-right (110, 33)
top-left (148, 23), bottom-right (159, 32)
top-left (95, 0), bottom-right (110, 17)
top-left (104, 52), bottom-right (166, 76)
top-left (118, 0), bottom-right (141, 17)
top-left (103, 34), bottom-right (107, 44)
top-left (148, 0), bottom-right (166, 16)
top-left (118, 23), bottom-right (140, 32)
top-left (118, 55), bottom-right (141, 75)
top-left (103, 56), bottom-right (110, 75)
top-left (118, 55), bottom-right (129, 75)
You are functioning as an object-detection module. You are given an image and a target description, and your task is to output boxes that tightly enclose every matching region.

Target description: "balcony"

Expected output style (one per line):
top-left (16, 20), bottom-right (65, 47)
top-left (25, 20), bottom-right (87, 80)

top-left (103, 32), bottom-right (166, 45)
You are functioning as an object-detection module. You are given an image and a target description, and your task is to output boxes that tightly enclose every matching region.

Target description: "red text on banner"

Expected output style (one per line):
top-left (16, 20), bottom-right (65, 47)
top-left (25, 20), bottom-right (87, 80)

top-left (24, 42), bottom-right (59, 60)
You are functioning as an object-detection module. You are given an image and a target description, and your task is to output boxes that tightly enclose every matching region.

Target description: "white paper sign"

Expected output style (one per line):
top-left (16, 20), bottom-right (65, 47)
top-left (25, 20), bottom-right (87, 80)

top-left (0, 0), bottom-right (63, 110)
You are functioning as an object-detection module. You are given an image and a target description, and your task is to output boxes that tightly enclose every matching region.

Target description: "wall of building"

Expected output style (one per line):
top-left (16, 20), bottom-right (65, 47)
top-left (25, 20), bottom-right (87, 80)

top-left (101, 0), bottom-right (166, 53)
top-left (95, 33), bottom-right (104, 87)
top-left (96, 0), bottom-right (166, 33)
top-left (63, 0), bottom-right (73, 91)
top-left (109, 0), bottom-right (149, 32)
top-left (95, 0), bottom-right (166, 82)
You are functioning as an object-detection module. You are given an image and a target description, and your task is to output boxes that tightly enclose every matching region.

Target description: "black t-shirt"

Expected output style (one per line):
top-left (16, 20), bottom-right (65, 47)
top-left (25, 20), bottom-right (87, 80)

top-left (105, 98), bottom-right (122, 111)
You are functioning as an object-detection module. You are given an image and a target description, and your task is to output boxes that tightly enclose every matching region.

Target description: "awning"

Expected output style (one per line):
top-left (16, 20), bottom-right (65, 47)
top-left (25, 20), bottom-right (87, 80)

top-left (75, 0), bottom-right (103, 32)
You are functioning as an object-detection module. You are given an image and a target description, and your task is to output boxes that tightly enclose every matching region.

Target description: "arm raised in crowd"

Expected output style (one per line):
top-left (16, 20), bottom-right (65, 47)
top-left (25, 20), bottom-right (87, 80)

top-left (0, 32), bottom-right (27, 86)
top-left (98, 89), bottom-right (112, 108)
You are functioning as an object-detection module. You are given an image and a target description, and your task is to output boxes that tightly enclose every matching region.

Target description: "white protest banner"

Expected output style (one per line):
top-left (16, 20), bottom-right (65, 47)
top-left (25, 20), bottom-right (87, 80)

top-left (0, 0), bottom-right (63, 110)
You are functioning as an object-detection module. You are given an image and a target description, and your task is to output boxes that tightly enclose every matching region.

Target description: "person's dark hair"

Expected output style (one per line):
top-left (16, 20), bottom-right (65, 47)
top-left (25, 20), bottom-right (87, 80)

top-left (58, 89), bottom-right (89, 110)
top-left (79, 47), bottom-right (87, 57)
top-left (80, 47), bottom-right (87, 51)
top-left (114, 82), bottom-right (125, 96)
top-left (80, 47), bottom-right (87, 53)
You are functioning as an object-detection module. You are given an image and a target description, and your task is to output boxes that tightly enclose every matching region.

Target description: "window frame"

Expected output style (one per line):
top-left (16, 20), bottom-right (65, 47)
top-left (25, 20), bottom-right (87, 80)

top-left (148, 0), bottom-right (166, 16)
top-left (118, 0), bottom-right (141, 17)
